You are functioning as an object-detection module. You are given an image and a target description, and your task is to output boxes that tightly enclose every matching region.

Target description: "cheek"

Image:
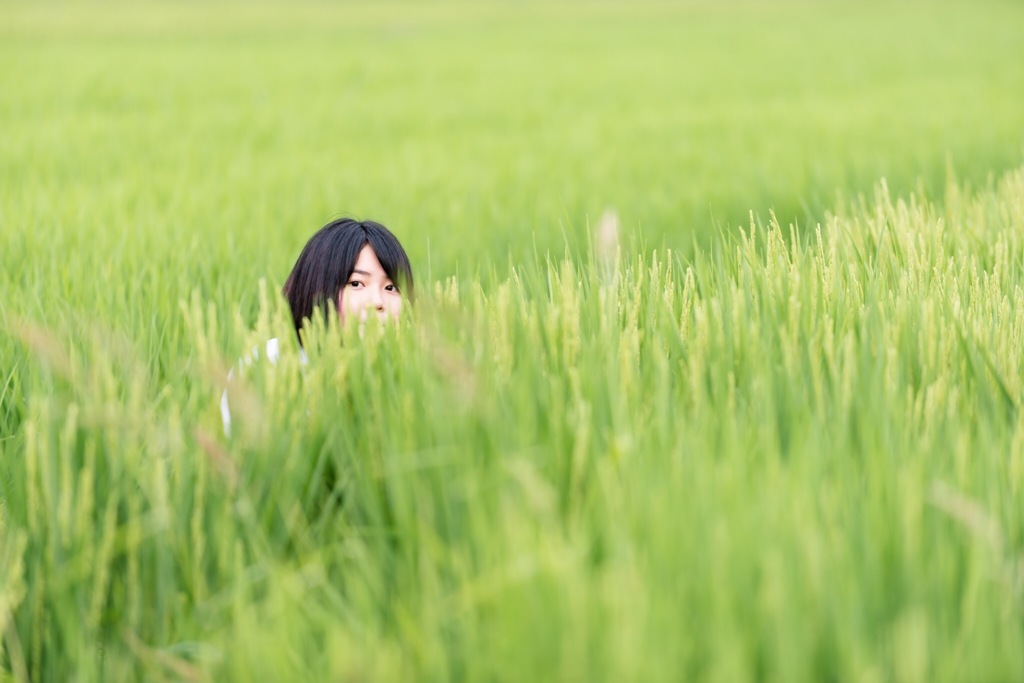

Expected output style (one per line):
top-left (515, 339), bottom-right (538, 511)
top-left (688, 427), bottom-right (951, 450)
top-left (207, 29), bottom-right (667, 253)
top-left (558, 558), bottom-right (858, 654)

top-left (339, 290), bottom-right (363, 314)
top-left (389, 297), bottom-right (403, 316)
top-left (337, 290), bottom-right (359, 321)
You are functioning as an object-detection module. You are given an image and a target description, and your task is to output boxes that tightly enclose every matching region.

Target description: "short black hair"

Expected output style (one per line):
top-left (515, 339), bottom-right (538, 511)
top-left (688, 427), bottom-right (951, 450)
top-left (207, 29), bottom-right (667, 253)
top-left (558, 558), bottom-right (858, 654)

top-left (282, 218), bottom-right (414, 339)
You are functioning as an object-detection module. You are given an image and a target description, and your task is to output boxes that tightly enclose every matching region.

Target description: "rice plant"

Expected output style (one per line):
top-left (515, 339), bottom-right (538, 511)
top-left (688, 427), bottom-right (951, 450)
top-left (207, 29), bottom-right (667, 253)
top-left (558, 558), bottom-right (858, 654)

top-left (3, 166), bottom-right (1023, 681)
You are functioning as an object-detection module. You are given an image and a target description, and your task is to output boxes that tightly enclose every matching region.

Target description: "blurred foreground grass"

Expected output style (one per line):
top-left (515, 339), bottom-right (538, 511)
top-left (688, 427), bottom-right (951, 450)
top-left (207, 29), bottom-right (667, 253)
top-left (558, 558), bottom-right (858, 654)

top-left (4, 164), bottom-right (1024, 680)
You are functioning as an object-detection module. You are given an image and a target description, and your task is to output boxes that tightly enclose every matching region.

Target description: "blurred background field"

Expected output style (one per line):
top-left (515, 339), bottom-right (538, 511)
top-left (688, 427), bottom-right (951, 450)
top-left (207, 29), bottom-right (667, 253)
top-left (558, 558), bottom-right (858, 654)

top-left (2, 1), bottom-right (1024, 681)
top-left (4, 0), bottom-right (1024, 305)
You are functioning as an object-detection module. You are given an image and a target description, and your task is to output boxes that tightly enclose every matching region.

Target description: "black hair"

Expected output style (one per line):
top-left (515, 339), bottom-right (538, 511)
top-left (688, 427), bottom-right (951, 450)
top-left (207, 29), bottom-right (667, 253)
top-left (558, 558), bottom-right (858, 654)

top-left (282, 218), bottom-right (414, 340)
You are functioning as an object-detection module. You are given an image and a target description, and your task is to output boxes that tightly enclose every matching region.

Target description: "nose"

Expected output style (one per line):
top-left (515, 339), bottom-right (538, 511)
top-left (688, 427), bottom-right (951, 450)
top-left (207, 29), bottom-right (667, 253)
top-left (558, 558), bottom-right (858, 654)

top-left (372, 288), bottom-right (385, 311)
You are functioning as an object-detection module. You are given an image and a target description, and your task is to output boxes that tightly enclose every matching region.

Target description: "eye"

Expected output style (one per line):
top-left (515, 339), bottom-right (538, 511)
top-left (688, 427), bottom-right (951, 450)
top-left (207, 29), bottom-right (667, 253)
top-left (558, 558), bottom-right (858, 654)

top-left (385, 283), bottom-right (398, 293)
top-left (347, 280), bottom-right (364, 289)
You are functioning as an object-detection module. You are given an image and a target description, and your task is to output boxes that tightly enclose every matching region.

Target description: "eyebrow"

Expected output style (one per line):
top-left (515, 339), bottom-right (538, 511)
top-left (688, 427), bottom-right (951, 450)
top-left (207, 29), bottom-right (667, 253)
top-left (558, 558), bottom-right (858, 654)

top-left (350, 269), bottom-right (391, 279)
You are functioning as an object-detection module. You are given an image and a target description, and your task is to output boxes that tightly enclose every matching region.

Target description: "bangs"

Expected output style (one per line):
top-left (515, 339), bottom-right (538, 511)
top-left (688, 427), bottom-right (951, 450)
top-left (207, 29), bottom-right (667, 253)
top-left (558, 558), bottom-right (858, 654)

top-left (363, 222), bottom-right (414, 296)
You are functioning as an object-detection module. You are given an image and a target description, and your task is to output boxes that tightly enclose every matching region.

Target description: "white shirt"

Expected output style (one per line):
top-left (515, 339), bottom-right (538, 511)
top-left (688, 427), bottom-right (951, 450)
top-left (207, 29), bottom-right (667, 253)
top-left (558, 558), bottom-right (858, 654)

top-left (220, 338), bottom-right (308, 436)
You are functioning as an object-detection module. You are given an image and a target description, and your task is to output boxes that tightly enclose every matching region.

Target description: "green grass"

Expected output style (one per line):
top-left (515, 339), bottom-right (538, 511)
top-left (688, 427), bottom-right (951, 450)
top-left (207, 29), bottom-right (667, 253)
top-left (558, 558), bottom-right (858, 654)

top-left (2, 1), bottom-right (1024, 680)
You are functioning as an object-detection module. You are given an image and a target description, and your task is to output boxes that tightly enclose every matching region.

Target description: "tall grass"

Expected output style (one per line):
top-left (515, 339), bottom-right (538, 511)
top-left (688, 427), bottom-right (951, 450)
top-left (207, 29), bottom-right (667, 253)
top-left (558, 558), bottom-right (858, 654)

top-left (3, 166), bottom-right (1023, 681)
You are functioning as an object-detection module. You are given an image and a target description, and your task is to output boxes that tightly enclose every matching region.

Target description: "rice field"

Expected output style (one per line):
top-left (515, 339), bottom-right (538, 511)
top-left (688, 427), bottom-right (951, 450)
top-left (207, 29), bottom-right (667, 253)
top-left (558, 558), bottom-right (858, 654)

top-left (2, 1), bottom-right (1024, 681)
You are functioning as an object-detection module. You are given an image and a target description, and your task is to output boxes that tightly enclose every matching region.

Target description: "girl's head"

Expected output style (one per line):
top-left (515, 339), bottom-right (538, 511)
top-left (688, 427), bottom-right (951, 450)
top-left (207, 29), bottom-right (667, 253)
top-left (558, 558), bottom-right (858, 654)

top-left (282, 218), bottom-right (414, 339)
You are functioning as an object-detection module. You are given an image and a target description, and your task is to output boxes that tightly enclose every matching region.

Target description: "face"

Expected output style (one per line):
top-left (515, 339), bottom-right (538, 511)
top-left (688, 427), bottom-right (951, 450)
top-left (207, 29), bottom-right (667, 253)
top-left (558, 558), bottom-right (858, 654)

top-left (339, 244), bottom-right (403, 325)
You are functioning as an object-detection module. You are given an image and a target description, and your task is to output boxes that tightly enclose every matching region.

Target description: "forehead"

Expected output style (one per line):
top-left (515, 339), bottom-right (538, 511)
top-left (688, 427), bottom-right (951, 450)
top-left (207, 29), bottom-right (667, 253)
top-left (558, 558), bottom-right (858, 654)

top-left (352, 244), bottom-right (387, 275)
